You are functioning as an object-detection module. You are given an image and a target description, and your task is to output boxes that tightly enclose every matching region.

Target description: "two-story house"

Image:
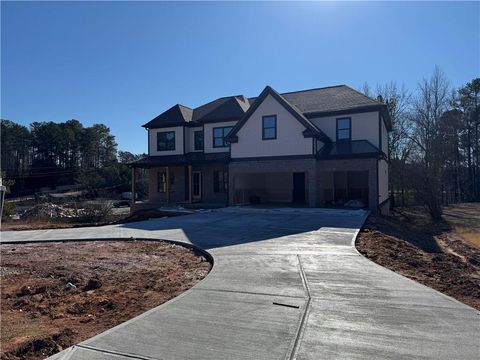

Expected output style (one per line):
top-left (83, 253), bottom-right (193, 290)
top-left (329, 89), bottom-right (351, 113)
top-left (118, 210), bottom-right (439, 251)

top-left (131, 85), bottom-right (391, 213)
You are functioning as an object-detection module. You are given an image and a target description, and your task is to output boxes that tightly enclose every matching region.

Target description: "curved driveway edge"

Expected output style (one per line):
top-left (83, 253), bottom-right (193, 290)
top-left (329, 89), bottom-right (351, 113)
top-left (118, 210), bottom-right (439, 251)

top-left (1, 208), bottom-right (479, 360)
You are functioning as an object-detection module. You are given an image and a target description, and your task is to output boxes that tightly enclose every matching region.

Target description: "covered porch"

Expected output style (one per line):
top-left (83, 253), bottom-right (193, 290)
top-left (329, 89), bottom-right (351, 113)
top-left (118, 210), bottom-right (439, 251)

top-left (130, 153), bottom-right (230, 212)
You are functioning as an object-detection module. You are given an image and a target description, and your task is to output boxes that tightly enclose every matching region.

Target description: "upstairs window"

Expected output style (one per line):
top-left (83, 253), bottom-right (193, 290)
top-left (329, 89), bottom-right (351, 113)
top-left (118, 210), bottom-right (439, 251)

top-left (213, 126), bottom-right (233, 148)
top-left (262, 115), bottom-right (277, 140)
top-left (336, 118), bottom-right (351, 141)
top-left (157, 131), bottom-right (175, 151)
top-left (194, 130), bottom-right (204, 151)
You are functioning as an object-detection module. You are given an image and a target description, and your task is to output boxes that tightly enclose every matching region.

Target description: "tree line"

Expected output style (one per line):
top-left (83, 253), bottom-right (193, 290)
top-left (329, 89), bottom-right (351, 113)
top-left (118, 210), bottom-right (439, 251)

top-left (0, 119), bottom-right (145, 196)
top-left (1, 68), bottom-right (478, 219)
top-left (363, 67), bottom-right (479, 219)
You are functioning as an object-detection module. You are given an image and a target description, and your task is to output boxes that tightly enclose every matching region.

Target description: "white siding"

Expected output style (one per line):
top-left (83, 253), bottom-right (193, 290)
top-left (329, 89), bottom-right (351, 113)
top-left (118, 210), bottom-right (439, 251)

top-left (204, 121), bottom-right (238, 153)
top-left (381, 117), bottom-right (388, 154)
top-left (378, 159), bottom-right (388, 204)
top-left (310, 111), bottom-right (380, 147)
top-left (148, 126), bottom-right (184, 156)
top-left (185, 126), bottom-right (203, 153)
top-left (230, 94), bottom-right (312, 158)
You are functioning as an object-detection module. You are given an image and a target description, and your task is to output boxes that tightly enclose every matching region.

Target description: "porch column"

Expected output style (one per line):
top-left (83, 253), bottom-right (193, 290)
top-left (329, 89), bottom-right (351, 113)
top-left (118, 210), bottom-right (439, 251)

top-left (188, 165), bottom-right (193, 203)
top-left (131, 167), bottom-right (136, 208)
top-left (166, 166), bottom-right (170, 204)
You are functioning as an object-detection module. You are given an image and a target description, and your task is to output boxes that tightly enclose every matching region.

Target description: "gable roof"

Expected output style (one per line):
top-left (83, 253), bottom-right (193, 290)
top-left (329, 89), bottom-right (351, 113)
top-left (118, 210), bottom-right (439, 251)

top-left (250, 85), bottom-right (392, 131)
top-left (226, 86), bottom-right (330, 142)
top-left (142, 84), bottom-right (392, 131)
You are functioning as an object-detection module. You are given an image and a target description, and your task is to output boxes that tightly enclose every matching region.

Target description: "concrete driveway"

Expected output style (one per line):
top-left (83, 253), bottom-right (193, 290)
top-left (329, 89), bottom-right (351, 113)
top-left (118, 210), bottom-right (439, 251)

top-left (1, 208), bottom-right (479, 359)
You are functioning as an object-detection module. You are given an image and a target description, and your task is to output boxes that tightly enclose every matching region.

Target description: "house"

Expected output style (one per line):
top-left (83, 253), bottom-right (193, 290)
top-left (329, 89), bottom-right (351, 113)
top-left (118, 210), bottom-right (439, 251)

top-left (130, 85), bottom-right (391, 213)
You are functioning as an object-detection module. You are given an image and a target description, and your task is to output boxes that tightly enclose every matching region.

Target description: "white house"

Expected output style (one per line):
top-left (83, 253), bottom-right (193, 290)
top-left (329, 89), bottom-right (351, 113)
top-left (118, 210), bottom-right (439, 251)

top-left (131, 85), bottom-right (391, 213)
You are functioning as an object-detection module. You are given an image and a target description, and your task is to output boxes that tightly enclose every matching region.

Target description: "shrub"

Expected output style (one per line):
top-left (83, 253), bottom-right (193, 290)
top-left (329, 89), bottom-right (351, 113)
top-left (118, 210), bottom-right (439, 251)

top-left (79, 200), bottom-right (113, 223)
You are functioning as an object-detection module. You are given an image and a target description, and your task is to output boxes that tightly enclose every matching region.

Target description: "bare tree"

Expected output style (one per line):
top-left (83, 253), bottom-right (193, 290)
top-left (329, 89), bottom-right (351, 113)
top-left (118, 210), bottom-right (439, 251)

top-left (410, 66), bottom-right (451, 220)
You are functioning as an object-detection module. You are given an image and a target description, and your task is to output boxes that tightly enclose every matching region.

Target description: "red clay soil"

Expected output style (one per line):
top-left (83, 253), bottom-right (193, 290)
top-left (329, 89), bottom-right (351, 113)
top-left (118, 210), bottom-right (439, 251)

top-left (0, 241), bottom-right (211, 360)
top-left (356, 209), bottom-right (480, 310)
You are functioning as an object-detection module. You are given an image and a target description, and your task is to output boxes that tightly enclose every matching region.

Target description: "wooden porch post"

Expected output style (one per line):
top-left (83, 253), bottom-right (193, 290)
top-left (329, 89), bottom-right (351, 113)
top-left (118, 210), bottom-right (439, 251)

top-left (166, 166), bottom-right (170, 204)
top-left (131, 167), bottom-right (136, 208)
top-left (188, 165), bottom-right (193, 204)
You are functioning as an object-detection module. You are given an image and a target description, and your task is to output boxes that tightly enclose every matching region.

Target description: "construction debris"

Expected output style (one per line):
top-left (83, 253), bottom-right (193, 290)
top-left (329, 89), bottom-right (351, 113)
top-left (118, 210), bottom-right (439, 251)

top-left (21, 203), bottom-right (79, 219)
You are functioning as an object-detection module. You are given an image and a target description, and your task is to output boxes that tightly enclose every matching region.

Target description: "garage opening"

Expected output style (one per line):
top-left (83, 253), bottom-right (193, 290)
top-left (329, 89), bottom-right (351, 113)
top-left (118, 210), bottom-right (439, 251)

top-left (323, 171), bottom-right (369, 207)
top-left (233, 172), bottom-right (306, 205)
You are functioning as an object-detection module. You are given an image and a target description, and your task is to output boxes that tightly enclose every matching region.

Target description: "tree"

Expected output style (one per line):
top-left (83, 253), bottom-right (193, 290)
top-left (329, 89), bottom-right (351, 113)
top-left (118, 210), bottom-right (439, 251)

top-left (410, 66), bottom-right (451, 220)
top-left (0, 120), bottom-right (31, 192)
top-left (455, 79), bottom-right (480, 201)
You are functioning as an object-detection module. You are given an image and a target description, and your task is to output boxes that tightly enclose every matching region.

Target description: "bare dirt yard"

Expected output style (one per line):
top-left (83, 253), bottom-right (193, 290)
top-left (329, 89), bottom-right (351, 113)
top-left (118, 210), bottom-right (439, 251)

top-left (356, 203), bottom-right (480, 310)
top-left (0, 241), bottom-right (211, 360)
top-left (1, 208), bottom-right (188, 231)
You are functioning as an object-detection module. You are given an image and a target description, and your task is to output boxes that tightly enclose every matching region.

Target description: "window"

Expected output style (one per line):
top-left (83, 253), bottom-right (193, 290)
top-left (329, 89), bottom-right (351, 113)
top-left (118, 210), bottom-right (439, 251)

top-left (213, 126), bottom-right (233, 148)
top-left (336, 118), bottom-right (351, 141)
top-left (157, 171), bottom-right (175, 193)
top-left (213, 171), bottom-right (228, 193)
top-left (194, 130), bottom-right (204, 151)
top-left (157, 131), bottom-right (175, 151)
top-left (262, 115), bottom-right (277, 140)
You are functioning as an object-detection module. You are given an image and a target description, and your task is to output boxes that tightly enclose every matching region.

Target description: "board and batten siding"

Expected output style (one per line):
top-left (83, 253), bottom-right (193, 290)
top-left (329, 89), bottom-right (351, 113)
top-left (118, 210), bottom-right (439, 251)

top-left (310, 111), bottom-right (380, 147)
top-left (148, 126), bottom-right (184, 156)
top-left (378, 159), bottom-right (388, 204)
top-left (230, 94), bottom-right (312, 158)
top-left (204, 121), bottom-right (238, 153)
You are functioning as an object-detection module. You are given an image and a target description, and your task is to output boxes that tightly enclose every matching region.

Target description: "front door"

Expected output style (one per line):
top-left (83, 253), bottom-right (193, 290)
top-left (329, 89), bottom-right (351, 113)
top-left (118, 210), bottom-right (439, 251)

top-left (292, 172), bottom-right (306, 203)
top-left (193, 171), bottom-right (202, 200)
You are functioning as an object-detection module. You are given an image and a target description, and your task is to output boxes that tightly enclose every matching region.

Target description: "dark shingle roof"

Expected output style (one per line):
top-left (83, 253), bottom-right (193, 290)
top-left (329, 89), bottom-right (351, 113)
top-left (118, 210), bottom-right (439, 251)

top-left (281, 85), bottom-right (381, 115)
top-left (193, 96), bottom-right (248, 122)
top-left (318, 140), bottom-right (382, 159)
top-left (142, 85), bottom-right (392, 130)
top-left (142, 104), bottom-right (192, 128)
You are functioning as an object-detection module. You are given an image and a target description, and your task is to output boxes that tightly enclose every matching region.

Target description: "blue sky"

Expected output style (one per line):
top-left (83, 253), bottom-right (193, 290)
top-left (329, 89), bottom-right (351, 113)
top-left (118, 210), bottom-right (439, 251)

top-left (2, 1), bottom-right (479, 154)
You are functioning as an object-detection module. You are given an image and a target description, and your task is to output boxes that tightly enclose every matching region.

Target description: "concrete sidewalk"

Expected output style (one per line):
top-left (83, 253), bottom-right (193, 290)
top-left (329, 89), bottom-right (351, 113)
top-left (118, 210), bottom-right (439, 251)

top-left (1, 208), bottom-right (479, 359)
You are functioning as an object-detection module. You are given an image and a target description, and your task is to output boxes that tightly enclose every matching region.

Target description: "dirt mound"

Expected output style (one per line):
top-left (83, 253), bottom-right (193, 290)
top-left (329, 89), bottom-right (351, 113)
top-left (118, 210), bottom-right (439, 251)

top-left (1, 329), bottom-right (74, 360)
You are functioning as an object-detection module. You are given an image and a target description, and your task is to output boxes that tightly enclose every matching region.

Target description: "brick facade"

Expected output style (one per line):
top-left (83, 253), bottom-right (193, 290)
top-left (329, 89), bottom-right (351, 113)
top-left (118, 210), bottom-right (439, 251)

top-left (144, 158), bottom-right (381, 212)
top-left (317, 158), bottom-right (378, 210)
top-left (228, 158), bottom-right (318, 207)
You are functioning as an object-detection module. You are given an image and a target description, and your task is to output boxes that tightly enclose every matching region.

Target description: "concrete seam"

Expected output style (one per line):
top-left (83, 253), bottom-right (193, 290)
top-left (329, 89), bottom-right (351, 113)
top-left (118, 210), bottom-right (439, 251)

top-left (192, 287), bottom-right (306, 299)
top-left (286, 255), bottom-right (312, 360)
top-left (76, 344), bottom-right (160, 360)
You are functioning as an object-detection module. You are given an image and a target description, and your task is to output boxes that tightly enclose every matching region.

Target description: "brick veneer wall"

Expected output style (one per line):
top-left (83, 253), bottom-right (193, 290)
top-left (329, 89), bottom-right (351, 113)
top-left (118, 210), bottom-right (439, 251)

top-left (228, 158), bottom-right (317, 207)
top-left (316, 158), bottom-right (378, 210)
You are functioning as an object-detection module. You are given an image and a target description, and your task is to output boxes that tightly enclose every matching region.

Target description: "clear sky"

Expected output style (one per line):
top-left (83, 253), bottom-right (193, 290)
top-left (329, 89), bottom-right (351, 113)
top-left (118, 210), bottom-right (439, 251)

top-left (2, 1), bottom-right (479, 154)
